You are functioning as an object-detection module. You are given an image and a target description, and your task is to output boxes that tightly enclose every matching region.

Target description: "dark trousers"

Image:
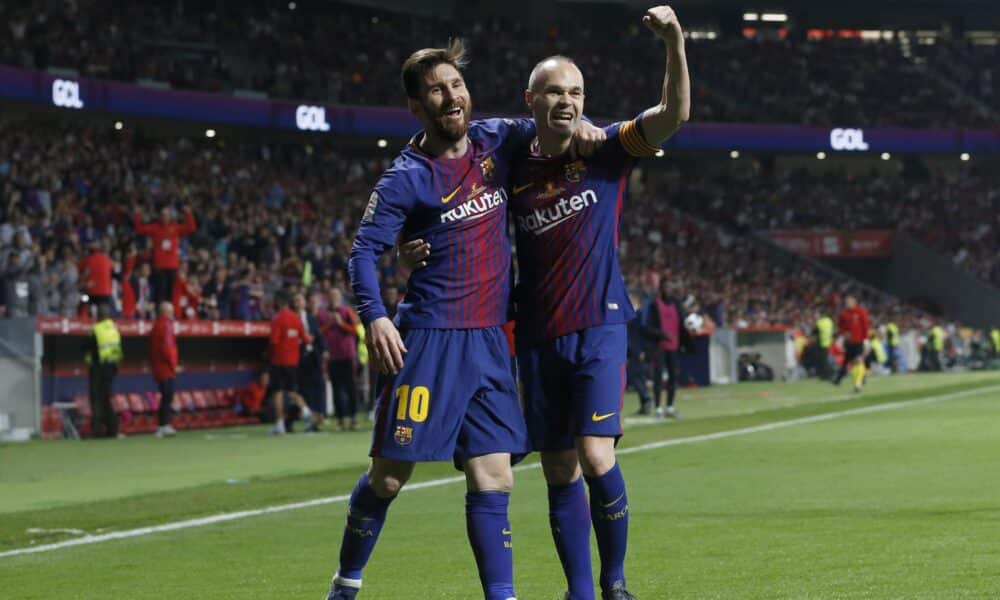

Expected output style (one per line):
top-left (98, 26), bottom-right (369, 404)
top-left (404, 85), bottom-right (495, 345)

top-left (653, 349), bottom-right (678, 407)
top-left (86, 295), bottom-right (112, 318)
top-left (89, 363), bottom-right (118, 437)
top-left (627, 359), bottom-right (652, 412)
top-left (328, 359), bottom-right (357, 423)
top-left (151, 268), bottom-right (177, 306)
top-left (157, 378), bottom-right (175, 426)
top-left (299, 357), bottom-right (326, 416)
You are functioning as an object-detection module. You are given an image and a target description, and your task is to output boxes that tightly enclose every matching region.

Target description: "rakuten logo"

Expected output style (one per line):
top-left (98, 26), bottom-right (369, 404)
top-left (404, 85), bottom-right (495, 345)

top-left (440, 189), bottom-right (507, 223)
top-left (52, 79), bottom-right (83, 109)
top-left (516, 189), bottom-right (598, 235)
top-left (830, 128), bottom-right (868, 151)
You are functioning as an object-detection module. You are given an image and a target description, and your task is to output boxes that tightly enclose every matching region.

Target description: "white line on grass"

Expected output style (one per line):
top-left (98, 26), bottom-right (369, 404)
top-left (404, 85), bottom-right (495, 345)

top-left (2, 383), bottom-right (997, 559)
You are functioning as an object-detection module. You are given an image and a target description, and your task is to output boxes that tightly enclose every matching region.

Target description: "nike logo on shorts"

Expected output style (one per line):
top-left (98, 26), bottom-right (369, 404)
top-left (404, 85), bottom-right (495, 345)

top-left (592, 411), bottom-right (616, 422)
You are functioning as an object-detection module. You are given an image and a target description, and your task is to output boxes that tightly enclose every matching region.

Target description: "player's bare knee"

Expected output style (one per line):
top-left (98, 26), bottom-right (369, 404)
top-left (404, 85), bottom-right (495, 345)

top-left (540, 450), bottom-right (581, 485)
top-left (576, 437), bottom-right (616, 478)
top-left (367, 459), bottom-right (414, 497)
top-left (464, 454), bottom-right (514, 493)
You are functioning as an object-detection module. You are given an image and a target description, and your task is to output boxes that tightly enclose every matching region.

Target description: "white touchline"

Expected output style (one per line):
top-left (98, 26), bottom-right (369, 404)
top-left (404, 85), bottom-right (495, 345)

top-left (2, 384), bottom-right (998, 560)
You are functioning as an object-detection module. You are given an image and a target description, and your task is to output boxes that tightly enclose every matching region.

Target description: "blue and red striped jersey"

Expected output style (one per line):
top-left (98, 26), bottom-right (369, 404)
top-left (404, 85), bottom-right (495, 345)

top-left (350, 118), bottom-right (534, 329)
top-left (510, 117), bottom-right (659, 346)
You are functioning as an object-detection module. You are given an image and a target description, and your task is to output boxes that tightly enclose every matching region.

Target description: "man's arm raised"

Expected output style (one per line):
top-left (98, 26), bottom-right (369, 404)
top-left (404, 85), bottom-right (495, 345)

top-left (638, 5), bottom-right (690, 146)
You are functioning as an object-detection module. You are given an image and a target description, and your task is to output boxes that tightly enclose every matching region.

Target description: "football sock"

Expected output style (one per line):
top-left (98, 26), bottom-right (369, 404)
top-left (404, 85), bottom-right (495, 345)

top-left (586, 463), bottom-right (629, 592)
top-left (338, 473), bottom-right (395, 581)
top-left (548, 477), bottom-right (595, 599)
top-left (466, 491), bottom-right (516, 600)
top-left (852, 362), bottom-right (865, 388)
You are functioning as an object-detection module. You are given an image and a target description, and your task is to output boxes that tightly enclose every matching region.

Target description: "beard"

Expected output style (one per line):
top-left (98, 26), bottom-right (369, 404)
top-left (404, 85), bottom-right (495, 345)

top-left (422, 97), bottom-right (472, 142)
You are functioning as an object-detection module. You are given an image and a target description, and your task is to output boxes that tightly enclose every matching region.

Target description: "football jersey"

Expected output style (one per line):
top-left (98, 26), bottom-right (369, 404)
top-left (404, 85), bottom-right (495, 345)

top-left (510, 116), bottom-right (659, 346)
top-left (350, 118), bottom-right (534, 329)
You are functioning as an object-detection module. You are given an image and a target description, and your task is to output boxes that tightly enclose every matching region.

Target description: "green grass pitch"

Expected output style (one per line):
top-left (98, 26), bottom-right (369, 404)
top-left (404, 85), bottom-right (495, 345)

top-left (2, 371), bottom-right (1000, 599)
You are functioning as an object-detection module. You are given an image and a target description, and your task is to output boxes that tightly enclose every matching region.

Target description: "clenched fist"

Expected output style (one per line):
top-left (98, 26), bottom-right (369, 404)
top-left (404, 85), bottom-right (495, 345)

top-left (643, 5), bottom-right (683, 41)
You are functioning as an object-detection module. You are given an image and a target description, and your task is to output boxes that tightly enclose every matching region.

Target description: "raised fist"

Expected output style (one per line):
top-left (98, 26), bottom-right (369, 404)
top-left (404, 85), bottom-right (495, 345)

top-left (643, 5), bottom-right (682, 41)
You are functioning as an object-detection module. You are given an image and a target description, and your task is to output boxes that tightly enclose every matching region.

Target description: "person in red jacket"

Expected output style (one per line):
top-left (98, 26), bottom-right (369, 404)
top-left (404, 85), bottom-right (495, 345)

top-left (268, 289), bottom-right (314, 434)
top-left (833, 294), bottom-right (872, 392)
top-left (150, 301), bottom-right (179, 437)
top-left (78, 239), bottom-right (113, 317)
top-left (133, 204), bottom-right (196, 306)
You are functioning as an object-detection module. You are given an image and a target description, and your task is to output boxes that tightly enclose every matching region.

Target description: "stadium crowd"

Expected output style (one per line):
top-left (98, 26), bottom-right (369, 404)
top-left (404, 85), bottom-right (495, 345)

top-left (1, 1), bottom-right (994, 127)
top-left (0, 117), bottom-right (936, 340)
top-left (658, 163), bottom-right (1000, 288)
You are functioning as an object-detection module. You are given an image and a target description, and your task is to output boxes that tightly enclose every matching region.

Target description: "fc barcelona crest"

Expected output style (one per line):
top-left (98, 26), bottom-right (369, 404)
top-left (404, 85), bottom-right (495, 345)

top-left (394, 425), bottom-right (413, 446)
top-left (564, 160), bottom-right (586, 183)
top-left (480, 156), bottom-right (496, 182)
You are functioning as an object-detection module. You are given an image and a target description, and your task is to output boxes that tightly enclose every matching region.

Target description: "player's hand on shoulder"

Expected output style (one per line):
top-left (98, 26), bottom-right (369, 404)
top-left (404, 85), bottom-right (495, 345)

top-left (396, 239), bottom-right (431, 270)
top-left (570, 121), bottom-right (607, 158)
top-left (367, 316), bottom-right (407, 375)
top-left (643, 5), bottom-right (682, 40)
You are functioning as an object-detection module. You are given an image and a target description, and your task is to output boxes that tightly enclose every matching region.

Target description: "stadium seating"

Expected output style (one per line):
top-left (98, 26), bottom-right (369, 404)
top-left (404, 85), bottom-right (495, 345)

top-left (39, 387), bottom-right (260, 438)
top-left (0, 1), bottom-right (993, 127)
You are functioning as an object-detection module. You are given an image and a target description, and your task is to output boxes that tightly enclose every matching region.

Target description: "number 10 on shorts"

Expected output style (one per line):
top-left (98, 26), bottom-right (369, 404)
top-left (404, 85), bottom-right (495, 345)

top-left (395, 385), bottom-right (430, 423)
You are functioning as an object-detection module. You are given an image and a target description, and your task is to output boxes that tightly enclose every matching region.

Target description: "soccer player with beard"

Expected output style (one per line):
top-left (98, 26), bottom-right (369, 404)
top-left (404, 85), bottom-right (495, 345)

top-left (510, 7), bottom-right (689, 599)
top-left (326, 40), bottom-right (603, 600)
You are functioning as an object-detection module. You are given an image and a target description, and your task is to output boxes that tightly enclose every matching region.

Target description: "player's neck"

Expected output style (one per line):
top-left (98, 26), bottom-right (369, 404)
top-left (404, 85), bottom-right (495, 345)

top-left (419, 132), bottom-right (469, 159)
top-left (535, 132), bottom-right (572, 157)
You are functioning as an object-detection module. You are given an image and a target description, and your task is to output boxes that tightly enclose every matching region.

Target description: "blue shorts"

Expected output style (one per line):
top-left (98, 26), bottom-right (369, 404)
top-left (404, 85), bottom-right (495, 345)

top-left (517, 324), bottom-right (627, 452)
top-left (370, 327), bottom-right (528, 464)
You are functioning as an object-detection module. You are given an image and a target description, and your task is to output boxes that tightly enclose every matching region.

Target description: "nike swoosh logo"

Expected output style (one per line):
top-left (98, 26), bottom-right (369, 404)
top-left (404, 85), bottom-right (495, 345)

top-left (441, 185), bottom-right (461, 204)
top-left (601, 493), bottom-right (625, 508)
top-left (592, 412), bottom-right (616, 422)
top-left (502, 529), bottom-right (512, 535)
top-left (513, 182), bottom-right (533, 194)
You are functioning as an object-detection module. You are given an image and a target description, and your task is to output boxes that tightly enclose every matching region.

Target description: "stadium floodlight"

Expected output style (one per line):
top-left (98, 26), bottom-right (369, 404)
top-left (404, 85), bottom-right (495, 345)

top-left (655, 149), bottom-right (665, 157)
top-left (816, 152), bottom-right (826, 160)
top-left (743, 13), bottom-right (759, 21)
top-left (881, 152), bottom-right (891, 160)
top-left (205, 129), bottom-right (216, 138)
top-left (114, 121), bottom-right (123, 131)
top-left (761, 13), bottom-right (788, 22)
top-left (288, 1), bottom-right (296, 9)
top-left (960, 153), bottom-right (970, 161)
top-left (377, 139), bottom-right (388, 148)
top-left (730, 150), bottom-right (740, 159)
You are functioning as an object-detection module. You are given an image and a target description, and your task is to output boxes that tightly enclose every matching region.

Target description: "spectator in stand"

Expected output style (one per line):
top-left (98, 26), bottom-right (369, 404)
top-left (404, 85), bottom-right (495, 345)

top-left (172, 263), bottom-right (202, 320)
top-left (78, 239), bottom-right (113, 317)
top-left (267, 288), bottom-right (313, 434)
top-left (295, 291), bottom-right (325, 431)
top-left (150, 301), bottom-right (179, 438)
top-left (640, 278), bottom-right (693, 419)
top-left (85, 303), bottom-right (122, 438)
top-left (130, 261), bottom-right (155, 320)
top-left (833, 294), bottom-right (871, 392)
top-left (202, 267), bottom-right (232, 320)
top-left (133, 203), bottom-right (196, 306)
top-left (321, 286), bottom-right (360, 430)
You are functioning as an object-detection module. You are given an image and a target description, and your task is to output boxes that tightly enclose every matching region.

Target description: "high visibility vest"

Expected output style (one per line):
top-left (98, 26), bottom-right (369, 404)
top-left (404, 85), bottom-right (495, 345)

top-left (886, 322), bottom-right (899, 347)
top-left (816, 316), bottom-right (834, 348)
top-left (871, 338), bottom-right (887, 364)
top-left (930, 326), bottom-right (944, 352)
top-left (355, 323), bottom-right (368, 366)
top-left (991, 329), bottom-right (1000, 354)
top-left (92, 319), bottom-right (123, 364)
top-left (302, 260), bottom-right (313, 288)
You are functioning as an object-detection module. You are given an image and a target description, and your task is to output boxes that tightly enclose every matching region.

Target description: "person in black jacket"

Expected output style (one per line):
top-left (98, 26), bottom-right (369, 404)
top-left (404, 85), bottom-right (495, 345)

top-left (639, 279), bottom-right (693, 419)
top-left (627, 293), bottom-right (656, 415)
top-left (294, 291), bottom-right (326, 431)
